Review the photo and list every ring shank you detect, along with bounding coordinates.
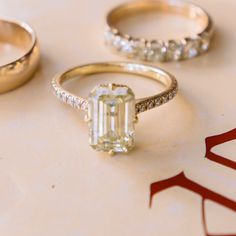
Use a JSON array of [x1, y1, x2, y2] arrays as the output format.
[[0, 19, 40, 93], [0, 20, 32, 48], [107, 0, 209, 30], [52, 62, 178, 114], [107, 0, 212, 34]]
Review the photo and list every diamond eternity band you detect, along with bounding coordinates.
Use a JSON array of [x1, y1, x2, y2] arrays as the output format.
[[105, 0, 214, 62]]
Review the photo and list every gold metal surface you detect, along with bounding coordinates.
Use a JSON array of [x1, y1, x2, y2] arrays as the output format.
[[107, 0, 214, 37], [0, 19, 40, 93]]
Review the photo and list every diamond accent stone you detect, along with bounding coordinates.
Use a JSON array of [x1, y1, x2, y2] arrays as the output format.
[[147, 41, 166, 61], [188, 47, 198, 58], [135, 40, 148, 60], [67, 95, 74, 106], [62, 92, 67, 103], [166, 40, 183, 61], [184, 38, 200, 59], [201, 37, 210, 52], [162, 95, 168, 104], [74, 98, 81, 109], [155, 98, 162, 106], [105, 23, 213, 62], [147, 100, 155, 109], [168, 92, 173, 100], [140, 104, 147, 112], [119, 38, 132, 53], [202, 42, 209, 51], [88, 84, 135, 153]]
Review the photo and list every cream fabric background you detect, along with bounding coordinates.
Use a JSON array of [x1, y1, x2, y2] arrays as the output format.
[[0, 0, 235, 235]]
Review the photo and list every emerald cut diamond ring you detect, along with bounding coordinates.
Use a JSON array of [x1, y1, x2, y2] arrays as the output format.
[[52, 62, 178, 154]]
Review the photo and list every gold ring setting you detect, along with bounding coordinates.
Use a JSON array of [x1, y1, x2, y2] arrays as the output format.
[[0, 19, 40, 93], [52, 62, 178, 154], [105, 0, 214, 62]]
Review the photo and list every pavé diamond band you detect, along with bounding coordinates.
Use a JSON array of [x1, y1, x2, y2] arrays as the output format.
[[0, 19, 40, 93], [105, 0, 214, 62], [52, 62, 178, 154]]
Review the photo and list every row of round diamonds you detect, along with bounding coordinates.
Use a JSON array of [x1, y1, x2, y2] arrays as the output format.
[[105, 28, 211, 62], [135, 87, 178, 114], [51, 81, 88, 111]]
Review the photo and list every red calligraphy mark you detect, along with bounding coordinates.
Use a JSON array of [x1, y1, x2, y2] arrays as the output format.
[[150, 172, 236, 236], [201, 199, 235, 236], [205, 129, 236, 170], [149, 129, 236, 235]]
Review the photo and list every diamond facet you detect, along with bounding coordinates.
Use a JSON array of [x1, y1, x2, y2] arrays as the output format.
[[166, 40, 183, 61], [184, 38, 200, 59], [119, 38, 136, 55], [147, 41, 166, 62], [88, 84, 135, 153]]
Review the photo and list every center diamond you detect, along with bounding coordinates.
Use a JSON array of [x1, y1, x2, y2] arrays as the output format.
[[88, 84, 135, 153]]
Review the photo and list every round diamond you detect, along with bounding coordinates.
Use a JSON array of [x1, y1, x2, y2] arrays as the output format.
[[145, 47, 154, 61], [168, 92, 174, 100], [162, 96, 168, 103], [184, 38, 200, 59], [74, 98, 81, 109], [145, 41, 166, 62], [188, 47, 198, 58], [67, 96, 74, 106], [166, 40, 184, 61], [147, 100, 155, 109], [120, 38, 135, 55], [155, 98, 162, 106], [62, 93, 67, 103], [134, 40, 147, 60], [140, 104, 146, 112], [201, 38, 210, 52]]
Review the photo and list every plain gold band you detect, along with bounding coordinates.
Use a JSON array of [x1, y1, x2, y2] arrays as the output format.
[[0, 19, 40, 93]]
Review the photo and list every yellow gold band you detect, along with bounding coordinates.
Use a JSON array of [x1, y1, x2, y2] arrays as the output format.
[[0, 19, 40, 93]]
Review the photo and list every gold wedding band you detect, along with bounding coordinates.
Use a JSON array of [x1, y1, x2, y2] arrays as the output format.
[[52, 62, 178, 153], [105, 0, 214, 62], [0, 19, 40, 93]]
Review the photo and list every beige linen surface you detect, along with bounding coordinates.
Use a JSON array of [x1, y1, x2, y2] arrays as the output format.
[[0, 0, 235, 235]]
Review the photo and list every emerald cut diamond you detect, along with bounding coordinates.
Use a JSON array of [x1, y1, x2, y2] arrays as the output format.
[[88, 84, 135, 153]]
